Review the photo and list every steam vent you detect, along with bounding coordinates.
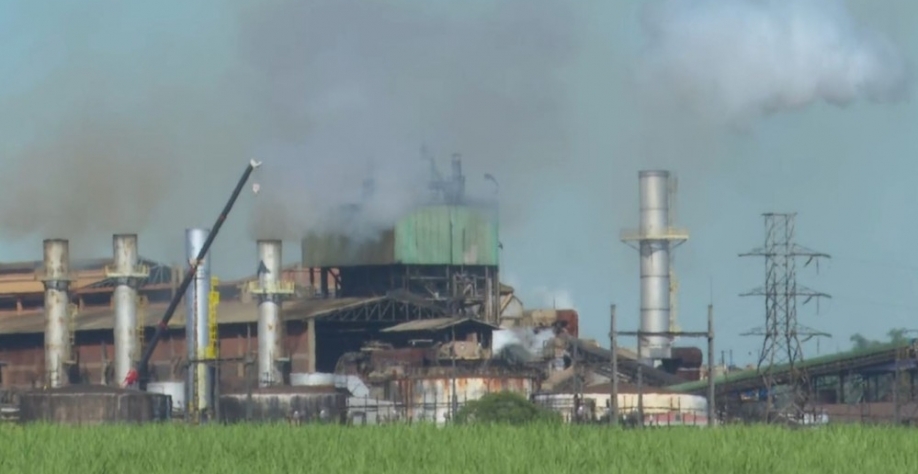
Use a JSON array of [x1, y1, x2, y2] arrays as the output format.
[[18, 385, 171, 425]]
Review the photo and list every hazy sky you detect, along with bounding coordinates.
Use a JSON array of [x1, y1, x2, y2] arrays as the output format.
[[0, 1, 916, 365]]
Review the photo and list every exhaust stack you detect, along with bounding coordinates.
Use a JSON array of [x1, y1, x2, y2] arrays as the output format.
[[185, 228, 213, 412], [106, 234, 149, 387], [621, 170, 689, 361], [252, 240, 294, 386], [40, 239, 72, 388]]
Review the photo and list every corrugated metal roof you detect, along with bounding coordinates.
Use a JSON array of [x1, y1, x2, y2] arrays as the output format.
[[302, 205, 499, 267], [394, 205, 499, 265], [380, 316, 498, 333], [0, 296, 380, 335], [0, 256, 165, 274], [668, 339, 916, 393]]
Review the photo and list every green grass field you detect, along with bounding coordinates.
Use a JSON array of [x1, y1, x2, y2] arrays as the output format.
[[0, 424, 912, 473]]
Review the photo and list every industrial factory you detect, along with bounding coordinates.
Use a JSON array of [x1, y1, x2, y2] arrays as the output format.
[[0, 156, 916, 427]]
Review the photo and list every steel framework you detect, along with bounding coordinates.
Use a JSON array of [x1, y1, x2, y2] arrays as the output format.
[[740, 212, 830, 422], [609, 303, 716, 427]]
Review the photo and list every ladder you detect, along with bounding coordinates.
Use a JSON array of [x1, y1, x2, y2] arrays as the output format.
[[206, 277, 220, 360], [137, 294, 148, 349], [67, 302, 79, 362], [190, 282, 200, 422]]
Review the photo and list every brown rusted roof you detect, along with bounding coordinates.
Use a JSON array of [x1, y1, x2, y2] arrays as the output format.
[[380, 316, 498, 333], [0, 296, 380, 335]]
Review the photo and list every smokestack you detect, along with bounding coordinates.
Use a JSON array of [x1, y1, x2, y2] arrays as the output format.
[[41, 239, 72, 388], [621, 170, 688, 361], [107, 234, 149, 387], [254, 239, 292, 387], [185, 228, 213, 412]]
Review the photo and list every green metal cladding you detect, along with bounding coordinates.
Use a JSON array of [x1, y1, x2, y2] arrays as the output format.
[[301, 205, 499, 267]]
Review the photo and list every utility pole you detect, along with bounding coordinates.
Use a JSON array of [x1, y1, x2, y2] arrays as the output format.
[[740, 213, 831, 423], [609, 304, 618, 426], [611, 303, 714, 428]]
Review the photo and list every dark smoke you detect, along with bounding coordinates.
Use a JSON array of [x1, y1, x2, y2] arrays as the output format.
[[0, 1, 577, 265], [241, 0, 578, 241]]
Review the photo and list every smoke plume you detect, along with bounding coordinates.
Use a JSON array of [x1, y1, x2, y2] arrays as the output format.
[[493, 328, 556, 364], [0, 0, 576, 263], [242, 0, 576, 241], [635, 0, 910, 127]]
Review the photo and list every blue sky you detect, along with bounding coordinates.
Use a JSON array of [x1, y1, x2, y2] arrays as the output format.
[[1, 1, 916, 365]]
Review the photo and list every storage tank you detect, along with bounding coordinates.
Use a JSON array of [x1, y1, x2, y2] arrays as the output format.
[[392, 374, 536, 424], [18, 385, 171, 425], [146, 381, 186, 415], [290, 372, 336, 387], [219, 386, 347, 424]]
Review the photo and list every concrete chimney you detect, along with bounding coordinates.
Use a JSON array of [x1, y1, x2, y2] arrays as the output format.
[[107, 234, 149, 387], [185, 228, 213, 412], [41, 239, 72, 388], [256, 239, 287, 387]]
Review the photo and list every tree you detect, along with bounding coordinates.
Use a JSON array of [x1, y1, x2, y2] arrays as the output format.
[[849, 328, 912, 351], [453, 391, 560, 425]]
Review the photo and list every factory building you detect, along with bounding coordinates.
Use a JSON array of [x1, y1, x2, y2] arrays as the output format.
[[300, 154, 501, 374], [0, 250, 367, 390], [0, 159, 717, 426]]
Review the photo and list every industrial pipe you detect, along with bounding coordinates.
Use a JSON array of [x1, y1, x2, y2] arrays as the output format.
[[124, 159, 262, 388], [256, 239, 284, 387], [110, 234, 148, 387], [185, 228, 213, 411], [639, 170, 672, 360], [42, 239, 71, 388]]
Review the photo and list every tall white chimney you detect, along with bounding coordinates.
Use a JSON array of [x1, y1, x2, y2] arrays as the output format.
[[621, 170, 689, 361], [107, 234, 149, 387], [41, 239, 72, 388], [255, 239, 287, 386], [185, 228, 213, 412]]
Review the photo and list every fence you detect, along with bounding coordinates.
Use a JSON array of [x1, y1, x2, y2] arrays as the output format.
[[345, 392, 480, 426], [533, 395, 711, 427]]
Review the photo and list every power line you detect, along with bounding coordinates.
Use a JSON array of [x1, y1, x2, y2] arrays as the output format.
[[740, 212, 830, 423], [827, 296, 918, 312], [828, 255, 918, 273]]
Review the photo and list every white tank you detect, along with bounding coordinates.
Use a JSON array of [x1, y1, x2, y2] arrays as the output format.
[[290, 373, 310, 386], [147, 381, 186, 414], [310, 373, 337, 386], [290, 372, 336, 387]]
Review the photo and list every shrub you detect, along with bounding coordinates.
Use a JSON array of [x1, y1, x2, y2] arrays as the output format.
[[453, 391, 560, 425]]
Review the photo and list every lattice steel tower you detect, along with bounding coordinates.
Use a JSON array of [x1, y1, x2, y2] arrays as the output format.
[[739, 213, 830, 422]]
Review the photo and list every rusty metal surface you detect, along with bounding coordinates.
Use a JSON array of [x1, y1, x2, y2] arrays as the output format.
[[219, 389, 347, 424], [0, 296, 379, 335], [18, 385, 171, 425], [392, 374, 536, 423], [368, 348, 429, 367], [0, 321, 313, 389], [672, 347, 703, 366], [380, 316, 498, 333], [555, 310, 579, 338]]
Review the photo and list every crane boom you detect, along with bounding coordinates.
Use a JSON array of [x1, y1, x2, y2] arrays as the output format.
[[123, 159, 262, 388]]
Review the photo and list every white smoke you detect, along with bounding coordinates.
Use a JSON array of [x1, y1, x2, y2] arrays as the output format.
[[532, 286, 576, 310], [492, 327, 557, 360], [635, 0, 910, 126]]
